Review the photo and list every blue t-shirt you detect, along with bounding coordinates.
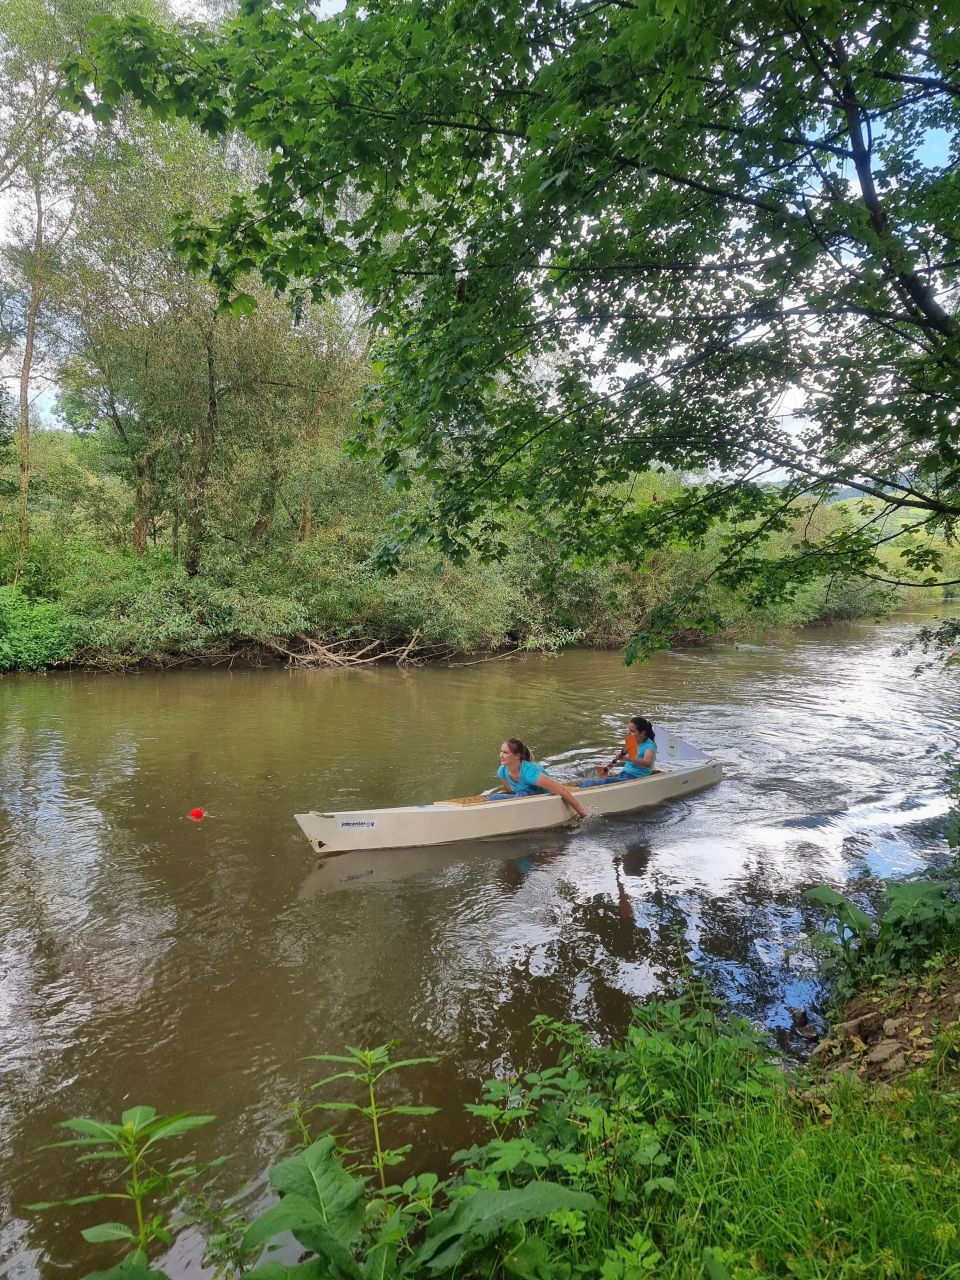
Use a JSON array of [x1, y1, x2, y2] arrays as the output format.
[[623, 739, 657, 777], [497, 759, 548, 793]]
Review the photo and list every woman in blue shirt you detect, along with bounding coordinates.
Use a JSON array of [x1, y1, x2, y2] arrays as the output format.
[[613, 716, 657, 777], [490, 738, 588, 818]]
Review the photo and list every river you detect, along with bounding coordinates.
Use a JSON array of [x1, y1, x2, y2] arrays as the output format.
[[0, 613, 957, 1276]]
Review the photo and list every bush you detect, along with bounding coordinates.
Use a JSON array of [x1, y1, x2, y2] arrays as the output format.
[[805, 863, 960, 996], [0, 587, 78, 670], [58, 548, 309, 660]]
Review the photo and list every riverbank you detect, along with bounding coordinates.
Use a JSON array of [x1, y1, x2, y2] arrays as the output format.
[[1, 503, 933, 672], [44, 961, 960, 1280], [0, 575, 922, 674], [812, 954, 960, 1083]]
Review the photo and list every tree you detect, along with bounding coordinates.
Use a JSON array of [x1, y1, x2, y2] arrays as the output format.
[[67, 0, 960, 649], [55, 110, 367, 571], [0, 0, 150, 575]]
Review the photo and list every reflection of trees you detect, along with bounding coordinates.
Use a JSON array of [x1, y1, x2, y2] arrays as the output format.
[[0, 694, 183, 1276], [636, 855, 827, 1029], [430, 844, 831, 1091], [434, 872, 685, 1072]]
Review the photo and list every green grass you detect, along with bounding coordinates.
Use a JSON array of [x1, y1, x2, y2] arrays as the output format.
[[34, 992, 960, 1279], [669, 1071, 960, 1278]]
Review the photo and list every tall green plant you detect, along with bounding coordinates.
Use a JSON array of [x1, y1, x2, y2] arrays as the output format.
[[804, 884, 874, 982], [306, 1043, 439, 1190], [27, 1105, 218, 1278], [805, 871, 960, 990]]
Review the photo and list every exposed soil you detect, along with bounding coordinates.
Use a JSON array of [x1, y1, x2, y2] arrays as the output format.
[[810, 954, 960, 1083]]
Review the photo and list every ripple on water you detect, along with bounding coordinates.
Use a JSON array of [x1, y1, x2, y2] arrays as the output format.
[[0, 617, 958, 1279]]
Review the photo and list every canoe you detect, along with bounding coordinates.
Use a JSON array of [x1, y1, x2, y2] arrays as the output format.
[[295, 728, 721, 854]]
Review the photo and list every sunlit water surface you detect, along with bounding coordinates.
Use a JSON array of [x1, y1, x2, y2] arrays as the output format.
[[0, 613, 957, 1276]]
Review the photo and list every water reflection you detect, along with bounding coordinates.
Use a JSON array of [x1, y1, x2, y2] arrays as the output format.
[[0, 613, 957, 1276]]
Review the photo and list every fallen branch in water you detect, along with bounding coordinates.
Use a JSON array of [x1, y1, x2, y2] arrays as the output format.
[[266, 632, 454, 668], [57, 635, 460, 672], [449, 647, 525, 667]]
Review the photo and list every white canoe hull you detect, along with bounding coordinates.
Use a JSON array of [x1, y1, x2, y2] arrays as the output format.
[[296, 730, 721, 854]]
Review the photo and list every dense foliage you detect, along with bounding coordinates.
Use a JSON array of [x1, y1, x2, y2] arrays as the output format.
[[4, 425, 941, 667], [1, 0, 956, 668], [64, 0, 960, 650], [35, 988, 960, 1279]]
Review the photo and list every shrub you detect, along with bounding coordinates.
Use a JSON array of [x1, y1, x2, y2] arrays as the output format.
[[0, 587, 78, 671]]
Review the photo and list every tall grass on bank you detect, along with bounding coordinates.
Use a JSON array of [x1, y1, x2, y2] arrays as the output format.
[[674, 1071, 960, 1277], [32, 990, 960, 1280]]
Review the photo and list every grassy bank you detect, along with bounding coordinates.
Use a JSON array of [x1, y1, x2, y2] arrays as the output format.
[[34, 975, 960, 1280], [29, 794, 960, 1279]]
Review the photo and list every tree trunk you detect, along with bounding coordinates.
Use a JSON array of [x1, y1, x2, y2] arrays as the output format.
[[106, 394, 152, 555], [250, 464, 283, 542], [185, 326, 219, 577], [132, 465, 152, 554], [300, 492, 313, 541], [14, 182, 44, 582]]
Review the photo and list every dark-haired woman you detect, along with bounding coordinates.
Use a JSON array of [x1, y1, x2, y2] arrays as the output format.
[[489, 738, 589, 818], [611, 716, 657, 777]]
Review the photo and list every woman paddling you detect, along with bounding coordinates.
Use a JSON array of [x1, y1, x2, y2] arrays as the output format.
[[488, 738, 589, 818], [611, 715, 657, 777], [578, 714, 658, 787]]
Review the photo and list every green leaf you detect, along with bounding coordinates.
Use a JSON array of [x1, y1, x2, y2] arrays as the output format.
[[309, 1071, 361, 1089], [804, 886, 873, 933], [243, 1136, 365, 1259], [121, 1107, 157, 1132], [142, 1114, 216, 1146], [82, 1222, 138, 1243], [363, 1241, 398, 1280], [58, 1118, 124, 1142], [25, 1193, 124, 1210], [702, 1249, 734, 1280], [243, 1197, 362, 1278], [375, 1056, 439, 1074], [413, 1184, 597, 1271], [227, 291, 258, 316]]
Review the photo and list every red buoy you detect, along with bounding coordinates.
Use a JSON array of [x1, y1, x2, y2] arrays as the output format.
[[189, 808, 205, 821]]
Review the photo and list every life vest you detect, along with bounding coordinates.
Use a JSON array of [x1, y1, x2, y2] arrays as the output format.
[[625, 734, 653, 765]]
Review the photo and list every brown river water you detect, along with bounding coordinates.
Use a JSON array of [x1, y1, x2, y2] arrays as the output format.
[[1, 613, 957, 1276]]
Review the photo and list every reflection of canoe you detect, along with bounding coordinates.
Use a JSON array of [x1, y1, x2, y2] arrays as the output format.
[[295, 729, 721, 854], [299, 835, 571, 896]]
